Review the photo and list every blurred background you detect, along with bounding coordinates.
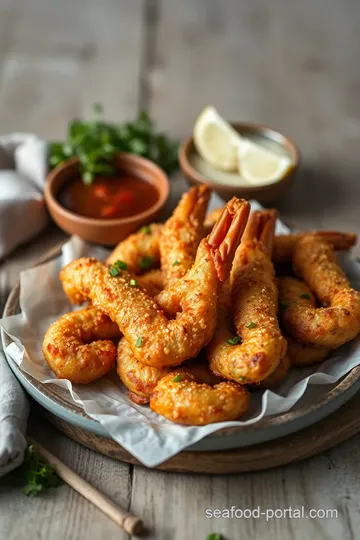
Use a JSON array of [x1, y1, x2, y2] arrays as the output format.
[[0, 0, 359, 247]]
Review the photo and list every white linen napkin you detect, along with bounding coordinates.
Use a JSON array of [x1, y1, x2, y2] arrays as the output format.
[[0, 133, 46, 475], [0, 133, 48, 259], [0, 344, 29, 476]]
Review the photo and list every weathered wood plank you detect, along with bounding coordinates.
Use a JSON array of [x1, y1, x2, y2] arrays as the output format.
[[0, 414, 130, 540], [131, 433, 360, 540], [0, 0, 145, 138]]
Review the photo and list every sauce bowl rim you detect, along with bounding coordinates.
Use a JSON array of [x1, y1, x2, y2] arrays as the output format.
[[45, 152, 170, 227], [179, 121, 300, 193]]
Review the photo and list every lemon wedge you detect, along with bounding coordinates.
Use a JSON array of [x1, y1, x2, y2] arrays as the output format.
[[193, 106, 243, 172], [238, 140, 292, 185]]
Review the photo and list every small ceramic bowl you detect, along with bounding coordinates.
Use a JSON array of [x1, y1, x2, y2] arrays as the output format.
[[45, 152, 169, 245], [179, 122, 300, 204]]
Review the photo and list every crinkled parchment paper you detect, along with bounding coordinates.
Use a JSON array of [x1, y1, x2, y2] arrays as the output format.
[[1, 199, 360, 467]]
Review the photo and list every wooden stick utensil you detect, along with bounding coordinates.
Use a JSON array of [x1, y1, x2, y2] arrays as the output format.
[[28, 437, 143, 536]]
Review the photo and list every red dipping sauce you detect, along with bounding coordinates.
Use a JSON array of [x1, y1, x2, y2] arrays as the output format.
[[59, 173, 159, 220]]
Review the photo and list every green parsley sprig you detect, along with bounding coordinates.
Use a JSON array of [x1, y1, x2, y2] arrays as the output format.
[[13, 444, 63, 496], [49, 106, 179, 185]]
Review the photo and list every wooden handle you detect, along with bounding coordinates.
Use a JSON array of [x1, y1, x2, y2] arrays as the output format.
[[28, 438, 143, 535]]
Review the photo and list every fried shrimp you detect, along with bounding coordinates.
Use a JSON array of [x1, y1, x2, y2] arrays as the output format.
[[278, 277, 330, 365], [107, 223, 162, 272], [117, 338, 170, 404], [160, 185, 210, 288], [273, 231, 357, 265], [204, 207, 224, 234], [207, 210, 287, 384], [280, 237, 360, 348], [118, 186, 210, 402], [42, 307, 121, 383], [257, 354, 291, 388], [150, 362, 250, 425], [109, 186, 210, 285], [44, 266, 161, 386], [60, 198, 250, 367]]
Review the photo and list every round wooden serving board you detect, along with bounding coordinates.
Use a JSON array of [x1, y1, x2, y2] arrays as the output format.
[[41, 392, 360, 473], [3, 240, 360, 473]]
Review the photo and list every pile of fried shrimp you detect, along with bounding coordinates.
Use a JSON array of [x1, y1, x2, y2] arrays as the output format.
[[42, 186, 360, 426]]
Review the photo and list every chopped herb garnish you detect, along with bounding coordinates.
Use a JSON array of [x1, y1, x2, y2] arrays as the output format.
[[227, 335, 241, 346], [49, 107, 179, 185], [139, 256, 154, 270], [114, 260, 128, 270], [130, 278, 138, 287], [246, 321, 257, 329], [207, 534, 223, 540], [300, 293, 311, 300], [240, 376, 247, 382], [109, 266, 120, 277], [109, 260, 127, 276], [279, 301, 289, 309], [172, 260, 180, 266], [135, 337, 143, 348], [141, 225, 151, 235], [173, 374, 182, 382], [12, 444, 63, 496]]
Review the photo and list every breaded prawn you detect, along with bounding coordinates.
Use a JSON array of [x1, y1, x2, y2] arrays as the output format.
[[107, 223, 162, 272], [60, 198, 250, 368], [160, 185, 210, 288], [118, 186, 210, 402], [150, 362, 250, 425], [42, 307, 121, 383], [207, 210, 287, 383], [281, 236, 360, 348], [43, 265, 162, 384], [117, 337, 170, 404], [278, 277, 331, 365]]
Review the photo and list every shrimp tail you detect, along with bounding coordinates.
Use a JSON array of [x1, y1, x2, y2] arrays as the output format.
[[242, 209, 278, 256], [273, 231, 357, 265], [160, 184, 211, 288], [178, 184, 210, 226], [311, 231, 357, 250], [207, 198, 250, 283]]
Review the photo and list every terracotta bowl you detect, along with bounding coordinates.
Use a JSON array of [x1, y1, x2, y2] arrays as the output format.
[[179, 122, 300, 205], [45, 152, 169, 245]]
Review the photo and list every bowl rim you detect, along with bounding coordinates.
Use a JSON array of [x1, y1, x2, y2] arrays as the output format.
[[45, 152, 170, 227], [179, 121, 300, 193]]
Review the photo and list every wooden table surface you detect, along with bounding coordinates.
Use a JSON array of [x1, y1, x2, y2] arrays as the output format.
[[1, 1, 360, 539]]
